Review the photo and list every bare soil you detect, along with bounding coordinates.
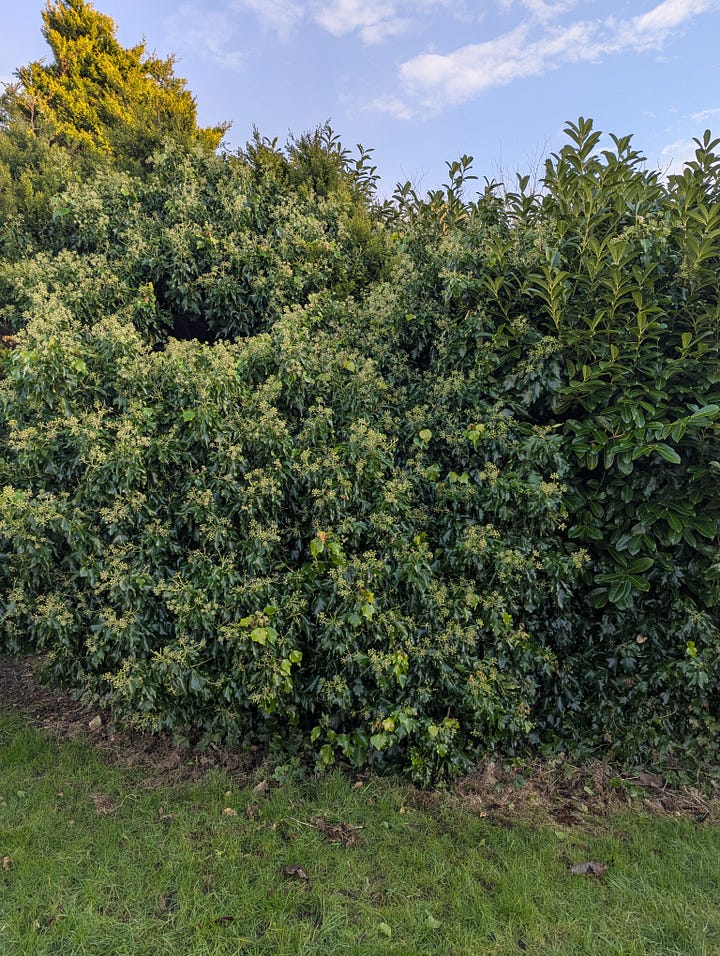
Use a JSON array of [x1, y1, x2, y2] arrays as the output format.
[[0, 654, 262, 788], [2, 653, 718, 823]]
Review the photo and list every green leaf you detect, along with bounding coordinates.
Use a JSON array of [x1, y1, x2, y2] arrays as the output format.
[[608, 579, 632, 606], [189, 671, 206, 692], [654, 443, 681, 464], [689, 404, 719, 420], [694, 517, 717, 538], [627, 557, 654, 574], [617, 454, 633, 476]]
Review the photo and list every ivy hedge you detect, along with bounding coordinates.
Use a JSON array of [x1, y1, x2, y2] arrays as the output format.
[[1, 118, 719, 781]]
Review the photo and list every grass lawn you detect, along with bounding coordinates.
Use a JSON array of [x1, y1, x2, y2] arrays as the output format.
[[1, 708, 719, 955]]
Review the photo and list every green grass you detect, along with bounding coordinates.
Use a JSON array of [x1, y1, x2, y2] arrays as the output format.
[[1, 710, 719, 955]]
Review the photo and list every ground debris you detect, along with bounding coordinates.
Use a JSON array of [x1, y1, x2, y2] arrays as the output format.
[[570, 860, 608, 877], [0, 654, 262, 786], [310, 816, 364, 847], [2, 654, 718, 823]]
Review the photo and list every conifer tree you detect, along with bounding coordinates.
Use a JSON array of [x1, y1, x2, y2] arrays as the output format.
[[2, 0, 228, 169]]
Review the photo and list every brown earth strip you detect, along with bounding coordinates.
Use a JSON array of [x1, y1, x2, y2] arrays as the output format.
[[2, 653, 718, 822]]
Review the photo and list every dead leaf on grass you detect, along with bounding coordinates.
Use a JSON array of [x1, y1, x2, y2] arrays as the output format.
[[570, 861, 608, 877], [221, 807, 238, 817], [281, 864, 309, 881], [2, 856, 10, 870]]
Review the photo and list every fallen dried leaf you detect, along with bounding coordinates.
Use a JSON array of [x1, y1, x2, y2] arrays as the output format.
[[281, 864, 309, 881], [88, 715, 103, 732], [2, 856, 10, 870], [221, 807, 238, 817], [570, 861, 608, 877]]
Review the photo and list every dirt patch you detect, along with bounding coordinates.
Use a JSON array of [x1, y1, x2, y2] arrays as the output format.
[[450, 757, 719, 826], [0, 654, 263, 787], [2, 653, 719, 822]]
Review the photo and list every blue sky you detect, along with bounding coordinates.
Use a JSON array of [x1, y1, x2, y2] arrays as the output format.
[[2, 0, 719, 195]]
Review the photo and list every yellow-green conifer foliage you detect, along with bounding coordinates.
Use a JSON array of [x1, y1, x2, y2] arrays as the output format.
[[6, 0, 228, 168]]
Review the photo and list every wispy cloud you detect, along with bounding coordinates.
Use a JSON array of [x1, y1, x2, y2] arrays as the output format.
[[658, 137, 697, 175], [165, 0, 464, 66], [236, 0, 304, 39], [690, 106, 720, 122], [500, 0, 579, 22], [398, 20, 594, 110], [313, 0, 410, 43], [165, 4, 247, 70], [312, 0, 466, 44], [378, 0, 718, 117]]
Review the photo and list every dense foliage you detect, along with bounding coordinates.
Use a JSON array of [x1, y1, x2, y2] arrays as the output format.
[[1, 3, 718, 781]]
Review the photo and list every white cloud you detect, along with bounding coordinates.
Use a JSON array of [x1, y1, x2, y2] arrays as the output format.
[[380, 0, 719, 116], [630, 0, 714, 35], [311, 0, 464, 44], [397, 20, 595, 111], [313, 0, 409, 43]]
